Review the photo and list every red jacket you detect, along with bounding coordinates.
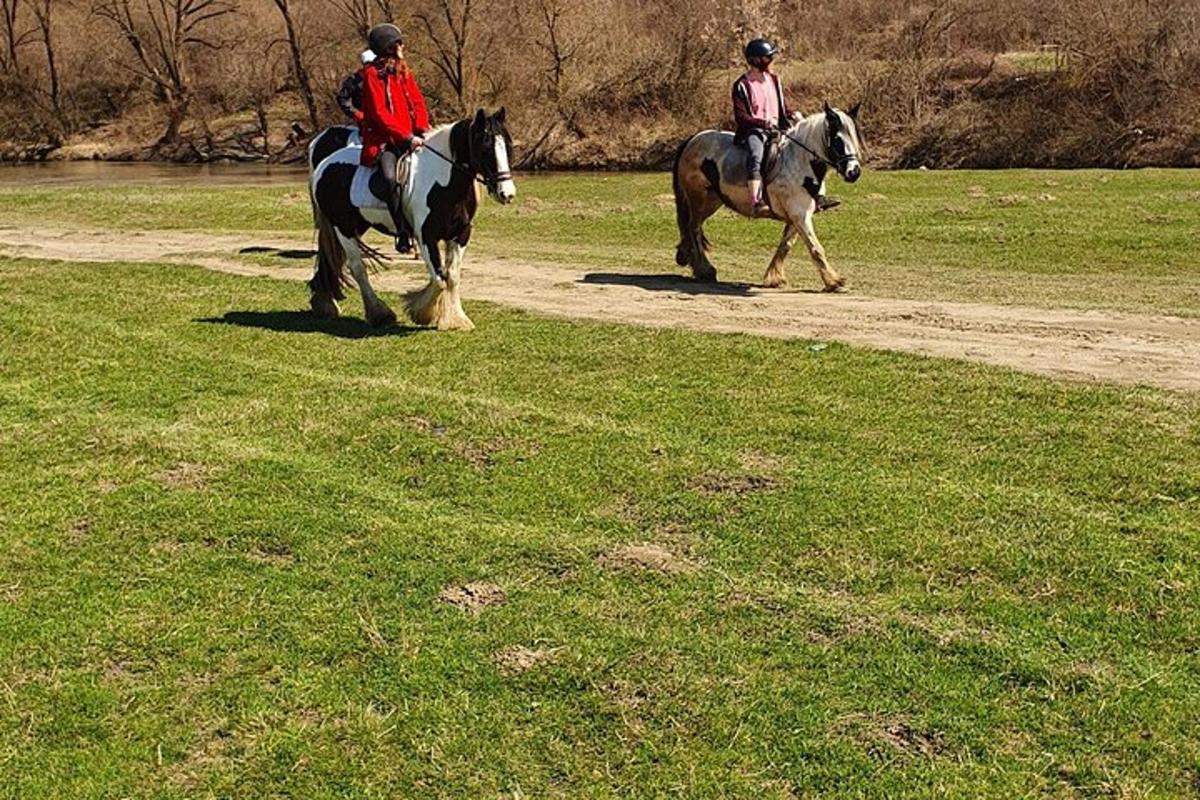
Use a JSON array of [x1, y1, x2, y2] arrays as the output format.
[[359, 63, 430, 166]]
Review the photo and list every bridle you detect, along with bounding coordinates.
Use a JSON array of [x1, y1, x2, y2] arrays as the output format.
[[779, 120, 859, 175], [419, 119, 512, 192]]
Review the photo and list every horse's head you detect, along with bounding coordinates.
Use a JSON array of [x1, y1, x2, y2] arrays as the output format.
[[469, 107, 516, 204], [822, 101, 863, 183]]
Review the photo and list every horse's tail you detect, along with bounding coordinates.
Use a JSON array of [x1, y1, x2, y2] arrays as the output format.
[[308, 195, 347, 302], [672, 138, 692, 266], [672, 136, 710, 267]]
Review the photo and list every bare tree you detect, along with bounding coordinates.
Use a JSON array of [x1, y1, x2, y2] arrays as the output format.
[[0, 0, 36, 74], [414, 0, 495, 112], [93, 0, 237, 145], [30, 0, 60, 115], [328, 0, 396, 39], [520, 0, 591, 136], [271, 0, 318, 129]]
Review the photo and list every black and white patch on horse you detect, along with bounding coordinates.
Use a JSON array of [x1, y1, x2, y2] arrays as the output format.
[[306, 108, 516, 331], [307, 125, 357, 172], [672, 101, 864, 290]]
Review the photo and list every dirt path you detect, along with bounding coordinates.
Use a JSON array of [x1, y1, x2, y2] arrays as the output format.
[[3, 226, 1199, 392]]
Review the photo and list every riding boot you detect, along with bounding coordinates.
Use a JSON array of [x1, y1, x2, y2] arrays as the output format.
[[386, 186, 413, 254], [749, 178, 771, 215], [816, 195, 842, 213]]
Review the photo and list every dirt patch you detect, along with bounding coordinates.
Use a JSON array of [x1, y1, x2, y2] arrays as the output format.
[[102, 660, 136, 684], [724, 591, 789, 615], [833, 713, 946, 759], [456, 438, 511, 469], [687, 471, 779, 496], [245, 543, 295, 565], [167, 728, 235, 792], [158, 462, 212, 490], [4, 226, 1200, 392], [439, 581, 507, 613], [1, 582, 21, 604], [599, 493, 644, 524], [738, 450, 789, 474], [600, 543, 697, 574], [494, 645, 560, 674], [406, 416, 447, 435], [894, 610, 995, 647], [67, 517, 92, 543], [806, 614, 883, 645]]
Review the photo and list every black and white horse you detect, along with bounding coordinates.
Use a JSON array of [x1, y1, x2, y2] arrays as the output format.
[[308, 108, 516, 331], [307, 125, 359, 172], [673, 102, 863, 290]]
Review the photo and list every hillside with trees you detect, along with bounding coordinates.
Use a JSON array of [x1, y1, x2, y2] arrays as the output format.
[[1, 0, 1196, 167]]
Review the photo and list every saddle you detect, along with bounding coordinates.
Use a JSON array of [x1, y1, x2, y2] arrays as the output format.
[[762, 132, 785, 184], [349, 153, 412, 210]]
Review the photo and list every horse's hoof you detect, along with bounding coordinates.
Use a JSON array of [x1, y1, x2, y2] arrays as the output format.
[[762, 276, 787, 289], [822, 283, 847, 294], [368, 307, 398, 328], [310, 294, 340, 318], [438, 315, 475, 332], [693, 268, 718, 283]]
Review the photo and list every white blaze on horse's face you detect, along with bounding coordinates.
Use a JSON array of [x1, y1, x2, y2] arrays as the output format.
[[834, 111, 862, 183], [494, 136, 516, 204]]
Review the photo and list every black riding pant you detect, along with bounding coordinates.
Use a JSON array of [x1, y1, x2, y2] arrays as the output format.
[[744, 129, 768, 180], [377, 144, 411, 238]]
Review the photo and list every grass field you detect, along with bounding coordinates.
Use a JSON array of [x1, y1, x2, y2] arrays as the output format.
[[1, 169, 1199, 797], [1, 168, 1199, 315], [1, 254, 1199, 797]]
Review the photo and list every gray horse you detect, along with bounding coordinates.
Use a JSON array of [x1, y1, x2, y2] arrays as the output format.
[[672, 102, 863, 290]]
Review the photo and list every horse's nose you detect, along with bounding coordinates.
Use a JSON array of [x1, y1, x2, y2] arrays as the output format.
[[845, 164, 861, 183]]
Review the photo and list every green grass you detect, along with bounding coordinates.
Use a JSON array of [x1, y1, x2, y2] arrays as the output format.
[[998, 50, 1063, 74], [2, 168, 1198, 315], [2, 257, 1199, 797]]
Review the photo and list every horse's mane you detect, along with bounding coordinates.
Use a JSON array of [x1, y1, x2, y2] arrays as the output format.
[[785, 108, 864, 153]]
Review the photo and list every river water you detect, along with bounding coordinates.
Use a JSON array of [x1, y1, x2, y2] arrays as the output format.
[[0, 161, 613, 188], [0, 161, 309, 187]]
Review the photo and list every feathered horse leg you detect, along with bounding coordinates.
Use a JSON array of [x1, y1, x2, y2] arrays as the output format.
[[404, 234, 449, 327], [763, 222, 799, 288]]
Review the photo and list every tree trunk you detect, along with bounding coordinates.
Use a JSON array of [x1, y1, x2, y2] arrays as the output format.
[[33, 0, 59, 117], [161, 90, 189, 146], [1, 0, 24, 75], [273, 0, 319, 131]]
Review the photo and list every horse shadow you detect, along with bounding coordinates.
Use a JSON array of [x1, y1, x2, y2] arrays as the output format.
[[197, 310, 421, 339], [239, 246, 318, 260], [580, 272, 758, 296]]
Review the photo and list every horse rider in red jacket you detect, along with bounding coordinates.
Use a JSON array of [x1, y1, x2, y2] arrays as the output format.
[[359, 23, 430, 253]]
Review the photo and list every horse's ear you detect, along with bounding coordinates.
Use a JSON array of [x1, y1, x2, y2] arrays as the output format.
[[848, 101, 861, 119], [496, 106, 507, 123], [824, 101, 839, 130], [474, 108, 486, 126]]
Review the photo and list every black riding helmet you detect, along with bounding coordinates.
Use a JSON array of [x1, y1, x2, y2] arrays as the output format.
[[368, 23, 403, 56], [744, 38, 778, 63]]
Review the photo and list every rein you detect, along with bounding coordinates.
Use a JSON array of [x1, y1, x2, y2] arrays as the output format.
[[418, 139, 511, 191], [779, 126, 857, 172]]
